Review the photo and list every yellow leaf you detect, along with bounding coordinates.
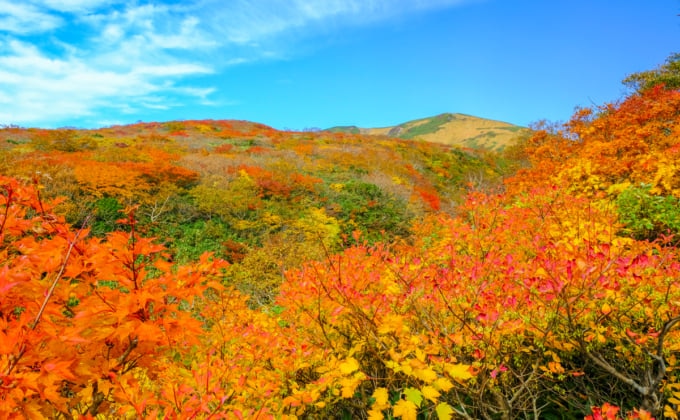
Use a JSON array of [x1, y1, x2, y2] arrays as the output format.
[[339, 357, 359, 375], [21, 403, 45, 420], [435, 402, 455, 420], [421, 385, 441, 402], [348, 343, 364, 357], [379, 315, 404, 334], [393, 399, 418, 420], [340, 378, 361, 398], [368, 409, 385, 420], [415, 367, 438, 383], [385, 360, 401, 372], [372, 387, 389, 407], [434, 377, 454, 392], [548, 361, 565, 374], [446, 363, 472, 380]]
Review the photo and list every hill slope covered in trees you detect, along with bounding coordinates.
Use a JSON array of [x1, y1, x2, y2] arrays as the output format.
[[1, 55, 680, 419]]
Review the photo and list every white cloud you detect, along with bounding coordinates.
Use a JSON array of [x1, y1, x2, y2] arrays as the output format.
[[0, 1, 220, 126], [0, 0, 474, 127], [32, 0, 123, 13], [147, 16, 218, 49], [133, 64, 212, 77], [0, 37, 213, 126], [0, 1, 63, 34], [195, 0, 474, 46]]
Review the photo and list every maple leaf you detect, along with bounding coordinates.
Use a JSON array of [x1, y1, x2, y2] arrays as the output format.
[[403, 387, 423, 407], [41, 359, 78, 382], [393, 399, 418, 420], [446, 363, 473, 381], [433, 377, 454, 392], [368, 409, 385, 420], [371, 387, 389, 408], [435, 402, 455, 420], [339, 357, 359, 375], [414, 367, 438, 383], [421, 385, 440, 402]]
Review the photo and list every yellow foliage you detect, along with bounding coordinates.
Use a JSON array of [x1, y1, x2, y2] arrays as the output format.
[[445, 363, 473, 381], [292, 207, 341, 248], [421, 385, 441, 402], [393, 399, 418, 420], [433, 377, 454, 392], [651, 156, 680, 196], [329, 183, 345, 192], [339, 357, 359, 375], [372, 387, 390, 409], [435, 402, 455, 420], [339, 372, 366, 398], [414, 367, 438, 383], [368, 409, 386, 420]]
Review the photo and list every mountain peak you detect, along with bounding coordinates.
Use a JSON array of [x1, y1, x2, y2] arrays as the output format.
[[327, 113, 528, 151]]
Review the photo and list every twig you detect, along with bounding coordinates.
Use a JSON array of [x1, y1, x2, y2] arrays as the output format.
[[32, 229, 84, 329]]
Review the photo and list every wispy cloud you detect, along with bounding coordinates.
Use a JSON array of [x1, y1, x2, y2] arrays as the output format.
[[0, 0, 472, 127], [0, 1, 63, 34], [195, 0, 474, 45]]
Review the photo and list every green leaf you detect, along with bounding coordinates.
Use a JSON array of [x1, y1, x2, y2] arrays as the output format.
[[435, 402, 454, 420], [403, 387, 423, 407]]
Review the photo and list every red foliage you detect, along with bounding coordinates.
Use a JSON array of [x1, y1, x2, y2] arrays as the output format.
[[414, 186, 441, 211]]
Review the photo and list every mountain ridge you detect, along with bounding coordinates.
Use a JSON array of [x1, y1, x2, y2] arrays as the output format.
[[326, 112, 528, 151]]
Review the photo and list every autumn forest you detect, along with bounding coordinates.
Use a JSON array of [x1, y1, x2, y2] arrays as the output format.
[[2, 55, 680, 419]]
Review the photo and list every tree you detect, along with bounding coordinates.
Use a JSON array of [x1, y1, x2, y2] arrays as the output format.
[[623, 52, 680, 92]]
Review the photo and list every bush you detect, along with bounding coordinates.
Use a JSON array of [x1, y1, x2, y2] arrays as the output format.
[[616, 184, 680, 243], [325, 179, 413, 244]]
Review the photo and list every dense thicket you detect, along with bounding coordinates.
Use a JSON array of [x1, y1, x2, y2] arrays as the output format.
[[1, 55, 680, 419]]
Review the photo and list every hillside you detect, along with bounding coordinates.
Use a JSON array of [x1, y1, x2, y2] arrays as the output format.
[[327, 112, 528, 151], [0, 119, 507, 300], [2, 55, 680, 419]]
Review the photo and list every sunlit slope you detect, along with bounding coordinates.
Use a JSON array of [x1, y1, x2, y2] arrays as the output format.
[[328, 113, 527, 150]]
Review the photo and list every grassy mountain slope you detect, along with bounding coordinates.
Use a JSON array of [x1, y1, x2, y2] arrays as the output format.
[[327, 112, 528, 151]]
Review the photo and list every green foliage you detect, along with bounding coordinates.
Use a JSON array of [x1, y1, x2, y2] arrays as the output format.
[[30, 129, 98, 152], [326, 179, 413, 244], [91, 197, 124, 236], [325, 126, 361, 134], [623, 52, 680, 92], [190, 173, 261, 223], [399, 113, 454, 139], [162, 121, 187, 132], [158, 219, 232, 263], [616, 183, 680, 243]]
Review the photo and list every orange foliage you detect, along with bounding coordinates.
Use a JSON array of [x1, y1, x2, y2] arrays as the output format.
[[0, 177, 225, 417], [414, 186, 441, 211], [5, 86, 680, 418], [233, 164, 321, 199], [509, 86, 680, 197]]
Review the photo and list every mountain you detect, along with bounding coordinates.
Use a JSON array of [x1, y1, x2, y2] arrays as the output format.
[[0, 118, 508, 265], [326, 113, 528, 151]]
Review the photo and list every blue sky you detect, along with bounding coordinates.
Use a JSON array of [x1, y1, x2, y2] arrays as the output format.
[[1, 1, 678, 130]]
